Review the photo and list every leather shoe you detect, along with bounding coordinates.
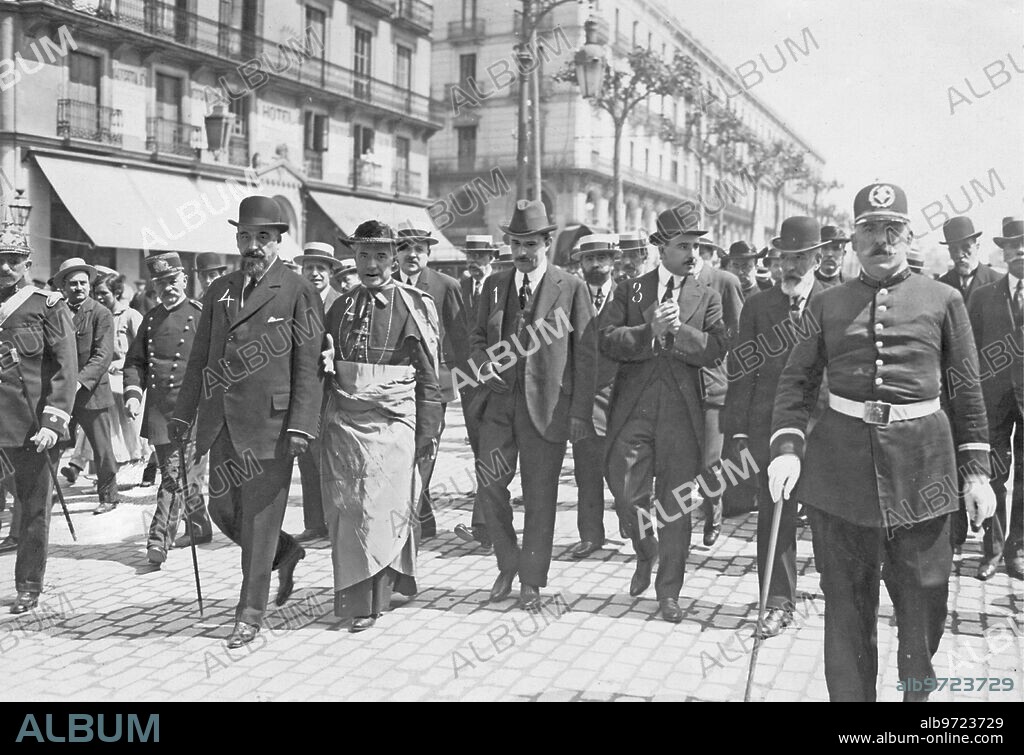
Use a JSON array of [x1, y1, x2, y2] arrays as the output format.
[[350, 616, 377, 633], [226, 621, 259, 648], [275, 544, 306, 606], [629, 540, 657, 597], [146, 546, 166, 565], [453, 524, 476, 543], [1007, 555, 1024, 580], [489, 569, 516, 602], [10, 591, 38, 614], [60, 464, 80, 484], [757, 607, 793, 638], [173, 531, 212, 549], [93, 501, 117, 515], [0, 536, 18, 554], [659, 597, 683, 623], [571, 540, 602, 559], [294, 527, 328, 543], [703, 520, 721, 546], [976, 559, 999, 581], [519, 584, 541, 611]]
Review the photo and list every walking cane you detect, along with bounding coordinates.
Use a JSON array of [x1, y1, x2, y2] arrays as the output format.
[[178, 441, 204, 617], [744, 490, 785, 702], [2, 346, 76, 540]]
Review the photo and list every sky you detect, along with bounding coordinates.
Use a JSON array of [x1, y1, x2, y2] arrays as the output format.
[[671, 0, 1023, 263]]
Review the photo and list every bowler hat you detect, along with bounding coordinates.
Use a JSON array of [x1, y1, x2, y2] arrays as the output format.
[[853, 183, 910, 224], [196, 252, 227, 273], [53, 257, 98, 288], [618, 230, 649, 254], [772, 217, 829, 254], [144, 253, 184, 282], [993, 217, 1023, 247], [396, 223, 439, 247], [821, 225, 850, 244], [649, 205, 707, 246], [500, 199, 557, 236], [463, 234, 500, 255], [0, 227, 30, 256], [295, 242, 342, 269], [721, 240, 764, 261], [228, 195, 289, 233], [938, 216, 982, 246], [571, 234, 620, 261]]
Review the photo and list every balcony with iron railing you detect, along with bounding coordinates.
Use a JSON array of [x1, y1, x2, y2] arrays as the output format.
[[393, 168, 422, 195], [29, 0, 445, 128], [304, 151, 324, 180], [448, 18, 486, 41], [146, 117, 201, 158], [352, 159, 384, 191], [348, 0, 396, 17], [57, 99, 123, 146], [393, 0, 432, 35]]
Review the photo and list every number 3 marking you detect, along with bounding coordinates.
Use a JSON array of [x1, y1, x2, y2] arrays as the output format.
[[631, 281, 643, 303]]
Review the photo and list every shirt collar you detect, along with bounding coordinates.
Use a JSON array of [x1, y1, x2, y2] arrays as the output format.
[[1008, 272, 1022, 292], [515, 258, 547, 289], [590, 279, 612, 297], [405, 271, 421, 286]]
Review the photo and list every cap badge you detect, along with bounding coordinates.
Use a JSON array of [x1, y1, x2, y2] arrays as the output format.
[[868, 185, 895, 208]]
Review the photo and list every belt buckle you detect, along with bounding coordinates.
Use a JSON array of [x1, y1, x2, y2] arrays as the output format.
[[863, 400, 891, 426]]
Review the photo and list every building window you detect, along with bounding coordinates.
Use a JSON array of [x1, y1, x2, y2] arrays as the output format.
[[68, 51, 100, 105], [395, 44, 412, 90], [462, 0, 477, 21], [671, 159, 679, 183], [352, 124, 380, 189], [394, 135, 418, 193], [396, 136, 411, 172], [155, 72, 182, 123], [354, 27, 372, 99], [644, 148, 650, 174], [305, 5, 326, 58], [456, 125, 477, 170], [629, 141, 634, 168], [459, 53, 476, 86], [228, 96, 249, 167], [304, 112, 329, 152]]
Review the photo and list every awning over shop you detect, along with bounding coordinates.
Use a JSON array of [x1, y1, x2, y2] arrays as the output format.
[[307, 190, 461, 261], [34, 154, 254, 255]]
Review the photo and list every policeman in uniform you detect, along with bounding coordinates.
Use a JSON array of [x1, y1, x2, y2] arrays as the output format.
[[815, 226, 849, 288], [124, 253, 214, 564], [0, 226, 77, 614], [769, 183, 994, 702]]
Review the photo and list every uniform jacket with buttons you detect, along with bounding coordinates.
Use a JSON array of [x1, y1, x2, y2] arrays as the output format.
[[0, 283, 77, 446], [172, 259, 325, 460], [70, 296, 114, 411], [771, 271, 990, 527], [123, 298, 203, 445]]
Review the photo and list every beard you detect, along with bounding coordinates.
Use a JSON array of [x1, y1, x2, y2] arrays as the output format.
[[583, 268, 609, 285], [241, 252, 268, 278]]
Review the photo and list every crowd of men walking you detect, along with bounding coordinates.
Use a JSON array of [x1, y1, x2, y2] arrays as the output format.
[[0, 184, 1019, 702]]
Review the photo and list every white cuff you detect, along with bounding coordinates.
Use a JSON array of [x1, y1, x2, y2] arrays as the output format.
[[957, 443, 990, 453], [770, 427, 805, 446]]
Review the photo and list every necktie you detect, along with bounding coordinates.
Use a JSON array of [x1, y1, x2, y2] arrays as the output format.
[[1014, 279, 1023, 328], [961, 275, 972, 293], [242, 276, 258, 307], [789, 296, 802, 323], [659, 277, 678, 349], [593, 287, 605, 311], [661, 276, 676, 303], [518, 273, 532, 311], [473, 281, 481, 300]]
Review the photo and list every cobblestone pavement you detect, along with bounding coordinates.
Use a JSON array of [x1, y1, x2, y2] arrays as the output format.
[[0, 406, 1021, 702]]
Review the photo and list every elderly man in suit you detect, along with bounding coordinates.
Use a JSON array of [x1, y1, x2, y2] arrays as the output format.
[[171, 195, 324, 648], [454, 235, 500, 548], [601, 209, 728, 622], [722, 218, 829, 638], [769, 183, 994, 702], [938, 216, 1002, 298], [467, 199, 596, 610], [54, 258, 120, 515], [966, 217, 1024, 581], [395, 224, 469, 539]]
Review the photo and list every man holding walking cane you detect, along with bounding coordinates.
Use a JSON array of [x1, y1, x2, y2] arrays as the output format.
[[0, 226, 77, 614]]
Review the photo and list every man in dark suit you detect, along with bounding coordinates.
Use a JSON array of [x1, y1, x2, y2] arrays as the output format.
[[454, 235, 499, 548], [195, 253, 228, 297], [815, 225, 850, 288], [568, 235, 619, 558], [937, 216, 1002, 299], [395, 224, 469, 539], [292, 242, 343, 544], [721, 240, 764, 301], [966, 216, 1024, 581], [467, 200, 596, 610], [601, 209, 728, 622], [53, 258, 120, 515], [0, 227, 77, 614], [171, 195, 324, 649], [722, 218, 829, 638], [769, 183, 994, 701]]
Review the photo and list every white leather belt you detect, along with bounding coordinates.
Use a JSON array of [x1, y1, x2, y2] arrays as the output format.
[[829, 394, 940, 426]]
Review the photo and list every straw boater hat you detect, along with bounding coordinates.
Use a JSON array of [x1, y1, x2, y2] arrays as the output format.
[[462, 235, 500, 256], [649, 206, 707, 246], [228, 195, 289, 233], [334, 258, 357, 275], [618, 230, 649, 254], [571, 233, 620, 261], [938, 216, 982, 246], [500, 199, 558, 236], [395, 222, 439, 248], [772, 217, 829, 254], [143, 253, 185, 281], [993, 217, 1023, 247], [53, 257, 99, 288], [196, 252, 227, 273], [294, 242, 342, 269]]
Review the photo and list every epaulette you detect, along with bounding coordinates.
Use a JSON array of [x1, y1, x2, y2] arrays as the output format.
[[189, 298, 203, 309], [30, 288, 64, 308]]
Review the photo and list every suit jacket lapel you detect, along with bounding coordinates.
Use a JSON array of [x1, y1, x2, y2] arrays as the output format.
[[488, 271, 514, 343], [415, 269, 430, 293], [635, 270, 659, 324], [533, 267, 562, 321], [233, 260, 282, 329], [678, 274, 703, 323]]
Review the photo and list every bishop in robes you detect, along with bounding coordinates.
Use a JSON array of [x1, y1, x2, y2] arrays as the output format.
[[320, 221, 443, 632]]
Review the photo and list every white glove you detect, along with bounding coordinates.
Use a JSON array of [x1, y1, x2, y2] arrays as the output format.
[[125, 396, 141, 419], [963, 475, 996, 528], [321, 333, 336, 375], [767, 454, 801, 503]]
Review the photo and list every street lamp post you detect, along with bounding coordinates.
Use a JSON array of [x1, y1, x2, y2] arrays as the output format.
[[3, 188, 32, 228]]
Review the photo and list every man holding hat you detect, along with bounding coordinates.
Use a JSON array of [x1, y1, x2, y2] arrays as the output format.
[[721, 241, 765, 301], [964, 216, 1024, 581], [937, 216, 1001, 299], [55, 257, 120, 515], [601, 208, 728, 622], [722, 217, 829, 638], [615, 230, 651, 282], [171, 195, 323, 648], [0, 227, 77, 614], [454, 235, 500, 549], [124, 253, 213, 564], [816, 226, 850, 288], [195, 253, 228, 297], [395, 224, 469, 539], [467, 199, 596, 610], [769, 183, 994, 701]]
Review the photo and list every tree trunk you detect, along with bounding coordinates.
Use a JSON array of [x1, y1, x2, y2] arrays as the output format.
[[750, 179, 760, 243], [612, 118, 623, 232]]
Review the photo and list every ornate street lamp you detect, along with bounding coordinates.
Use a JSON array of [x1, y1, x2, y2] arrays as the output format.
[[204, 103, 236, 162], [3, 189, 32, 229], [574, 17, 606, 100]]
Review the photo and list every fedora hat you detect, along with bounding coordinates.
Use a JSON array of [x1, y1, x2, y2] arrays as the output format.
[[196, 252, 227, 273], [333, 257, 357, 275], [938, 216, 982, 246], [462, 234, 500, 255], [0, 226, 30, 256], [500, 199, 557, 236], [339, 220, 398, 251], [993, 217, 1023, 247], [143, 253, 184, 282], [295, 241, 342, 268], [395, 223, 439, 247], [618, 230, 649, 254], [772, 217, 829, 254], [821, 225, 850, 244], [853, 182, 910, 224], [228, 195, 289, 233], [53, 257, 98, 288], [571, 234, 619, 261], [721, 240, 764, 261], [698, 239, 724, 257], [649, 206, 707, 246]]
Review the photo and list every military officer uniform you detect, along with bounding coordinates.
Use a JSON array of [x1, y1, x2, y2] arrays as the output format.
[[0, 227, 77, 613], [124, 253, 213, 563], [770, 184, 991, 701]]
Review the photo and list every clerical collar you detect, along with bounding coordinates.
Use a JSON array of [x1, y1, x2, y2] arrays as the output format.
[[858, 267, 913, 289]]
